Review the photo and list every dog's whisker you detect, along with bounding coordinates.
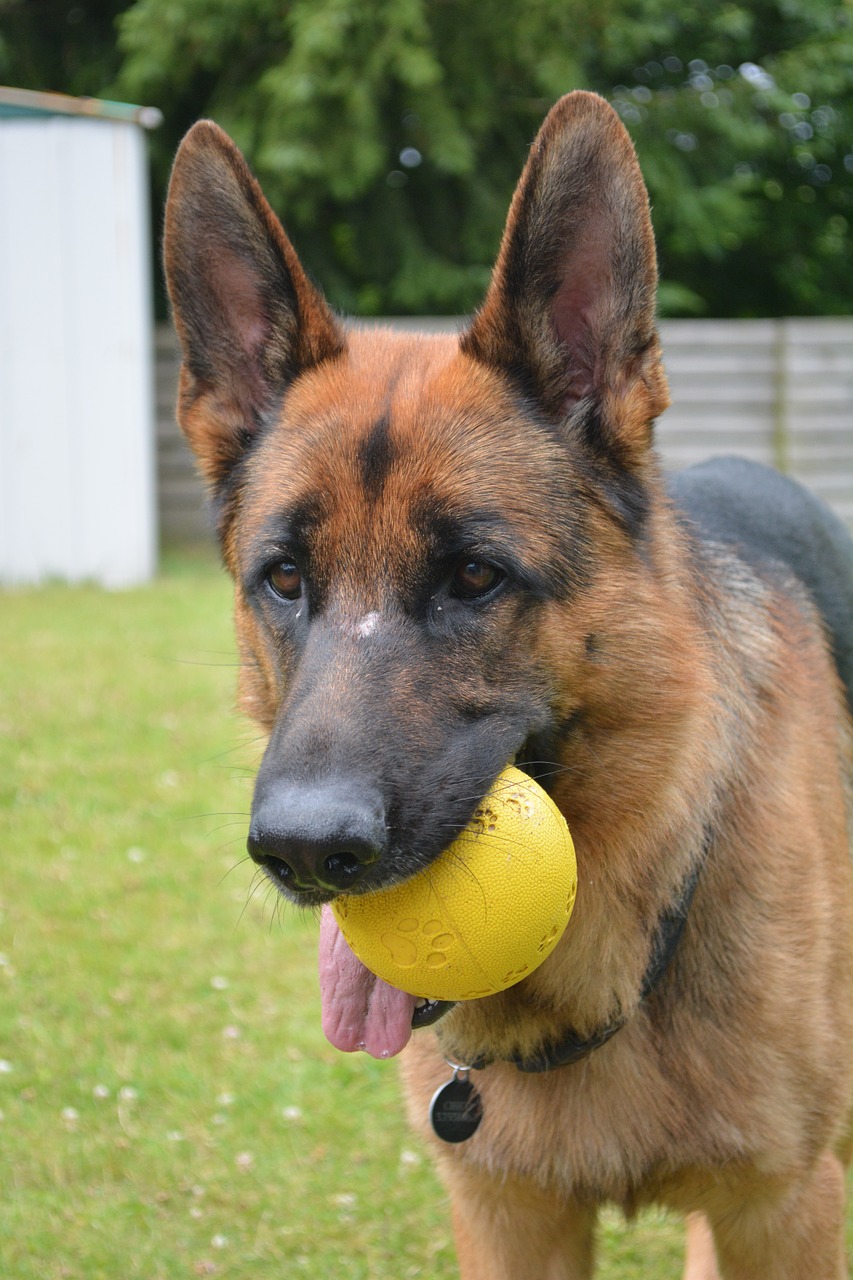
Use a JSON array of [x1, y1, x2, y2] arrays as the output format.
[[218, 855, 254, 889]]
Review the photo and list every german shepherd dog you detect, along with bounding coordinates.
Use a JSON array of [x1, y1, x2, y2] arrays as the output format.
[[164, 92, 853, 1277]]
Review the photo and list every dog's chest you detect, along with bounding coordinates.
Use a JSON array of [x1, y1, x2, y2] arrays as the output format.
[[402, 1031, 748, 1208]]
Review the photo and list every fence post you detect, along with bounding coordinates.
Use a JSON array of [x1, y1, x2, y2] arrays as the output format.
[[771, 319, 792, 475]]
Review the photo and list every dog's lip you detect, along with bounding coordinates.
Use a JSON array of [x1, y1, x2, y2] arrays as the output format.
[[411, 998, 456, 1029]]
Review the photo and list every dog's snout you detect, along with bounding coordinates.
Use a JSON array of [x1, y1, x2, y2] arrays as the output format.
[[247, 781, 387, 895]]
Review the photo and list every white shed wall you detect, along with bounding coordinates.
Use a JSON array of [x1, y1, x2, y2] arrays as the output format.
[[0, 116, 156, 586]]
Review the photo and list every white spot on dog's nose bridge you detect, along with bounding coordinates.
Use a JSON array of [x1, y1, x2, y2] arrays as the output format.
[[356, 612, 381, 638], [340, 611, 381, 640]]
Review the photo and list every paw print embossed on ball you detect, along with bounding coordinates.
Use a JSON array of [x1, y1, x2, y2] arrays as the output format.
[[330, 767, 577, 1001], [378, 917, 459, 971]]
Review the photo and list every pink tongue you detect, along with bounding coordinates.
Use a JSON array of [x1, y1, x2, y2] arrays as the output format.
[[318, 905, 417, 1058]]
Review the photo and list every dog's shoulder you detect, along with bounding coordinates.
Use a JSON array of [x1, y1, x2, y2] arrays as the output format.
[[668, 456, 853, 706]]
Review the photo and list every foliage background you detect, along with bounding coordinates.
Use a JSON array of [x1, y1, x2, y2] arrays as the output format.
[[1, 0, 851, 317]]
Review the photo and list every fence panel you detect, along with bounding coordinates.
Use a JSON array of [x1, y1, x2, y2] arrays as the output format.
[[155, 318, 853, 544]]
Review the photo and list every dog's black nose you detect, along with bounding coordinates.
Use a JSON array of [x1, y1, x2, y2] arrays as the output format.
[[248, 832, 380, 893], [247, 781, 387, 894]]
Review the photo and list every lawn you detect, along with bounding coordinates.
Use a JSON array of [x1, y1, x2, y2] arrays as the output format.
[[0, 552, 845, 1278]]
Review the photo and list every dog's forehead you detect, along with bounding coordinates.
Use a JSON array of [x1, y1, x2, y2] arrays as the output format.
[[237, 329, 570, 561]]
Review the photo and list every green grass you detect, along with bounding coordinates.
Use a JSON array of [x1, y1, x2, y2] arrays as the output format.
[[0, 553, 844, 1277]]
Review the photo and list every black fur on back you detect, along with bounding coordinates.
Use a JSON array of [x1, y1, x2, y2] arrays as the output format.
[[669, 456, 853, 712]]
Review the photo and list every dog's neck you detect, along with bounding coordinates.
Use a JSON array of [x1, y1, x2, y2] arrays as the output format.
[[438, 827, 711, 1073], [494, 847, 706, 1072]]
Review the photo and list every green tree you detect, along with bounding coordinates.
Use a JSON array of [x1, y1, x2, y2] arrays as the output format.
[[3, 0, 851, 316], [592, 0, 853, 315], [114, 0, 592, 314], [0, 0, 128, 98]]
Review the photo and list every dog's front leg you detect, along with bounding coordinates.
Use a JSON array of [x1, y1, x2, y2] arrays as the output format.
[[441, 1161, 596, 1280], [703, 1149, 848, 1280]]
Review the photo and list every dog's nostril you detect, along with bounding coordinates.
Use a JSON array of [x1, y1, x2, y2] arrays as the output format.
[[262, 854, 296, 886], [247, 828, 379, 893], [323, 851, 368, 888]]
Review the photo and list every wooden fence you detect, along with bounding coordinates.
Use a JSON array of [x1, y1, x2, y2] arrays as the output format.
[[156, 317, 853, 545]]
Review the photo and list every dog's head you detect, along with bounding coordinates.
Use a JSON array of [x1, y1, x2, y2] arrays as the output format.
[[164, 92, 669, 911]]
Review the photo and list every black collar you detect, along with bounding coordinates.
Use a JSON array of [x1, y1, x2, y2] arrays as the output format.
[[461, 834, 710, 1075]]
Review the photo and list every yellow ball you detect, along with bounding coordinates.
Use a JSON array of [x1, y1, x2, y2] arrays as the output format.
[[330, 766, 577, 1001]]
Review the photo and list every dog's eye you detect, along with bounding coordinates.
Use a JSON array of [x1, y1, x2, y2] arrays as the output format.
[[267, 560, 302, 601], [451, 559, 503, 600]]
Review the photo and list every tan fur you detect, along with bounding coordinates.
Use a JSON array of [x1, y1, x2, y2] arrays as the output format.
[[164, 92, 853, 1276]]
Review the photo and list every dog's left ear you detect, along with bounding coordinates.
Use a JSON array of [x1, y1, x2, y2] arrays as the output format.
[[462, 92, 669, 462]]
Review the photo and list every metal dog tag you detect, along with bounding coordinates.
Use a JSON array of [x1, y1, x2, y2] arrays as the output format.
[[429, 1065, 483, 1144]]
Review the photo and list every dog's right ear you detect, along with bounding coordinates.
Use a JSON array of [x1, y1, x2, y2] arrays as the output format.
[[164, 121, 345, 489]]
